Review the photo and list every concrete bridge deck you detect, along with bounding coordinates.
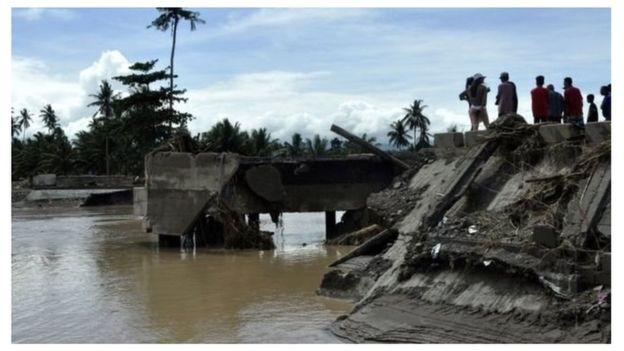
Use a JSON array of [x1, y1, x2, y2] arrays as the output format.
[[136, 153, 397, 238]]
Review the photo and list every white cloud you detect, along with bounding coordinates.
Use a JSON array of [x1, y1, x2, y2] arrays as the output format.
[[12, 50, 131, 137], [222, 8, 372, 34], [185, 70, 405, 144], [79, 50, 131, 96], [10, 52, 541, 146], [13, 8, 75, 21], [432, 108, 470, 132]]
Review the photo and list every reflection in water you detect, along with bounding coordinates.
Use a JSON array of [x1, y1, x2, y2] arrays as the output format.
[[12, 206, 353, 343]]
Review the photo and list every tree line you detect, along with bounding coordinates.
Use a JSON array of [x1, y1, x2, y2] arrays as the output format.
[[11, 86, 431, 181], [11, 7, 432, 181]]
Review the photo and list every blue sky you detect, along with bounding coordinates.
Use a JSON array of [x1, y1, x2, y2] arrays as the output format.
[[12, 7, 611, 143]]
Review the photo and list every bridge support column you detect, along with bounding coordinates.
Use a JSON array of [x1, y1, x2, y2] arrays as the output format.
[[325, 211, 337, 240], [248, 213, 260, 231]]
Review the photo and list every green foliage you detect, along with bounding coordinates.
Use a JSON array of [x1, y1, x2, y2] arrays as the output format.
[[149, 8, 205, 32], [110, 59, 193, 173], [11, 111, 20, 138], [149, 8, 205, 112], [199, 118, 249, 154], [18, 108, 33, 142], [402, 99, 432, 150], [387, 119, 412, 150], [12, 128, 74, 179], [39, 104, 59, 133], [306, 134, 329, 156], [283, 133, 304, 157], [247, 128, 279, 157]]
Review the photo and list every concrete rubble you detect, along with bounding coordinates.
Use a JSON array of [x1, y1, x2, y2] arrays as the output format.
[[320, 117, 611, 343]]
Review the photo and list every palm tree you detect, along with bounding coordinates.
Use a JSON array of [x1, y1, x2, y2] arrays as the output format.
[[39, 104, 58, 134], [306, 134, 328, 156], [88, 80, 119, 175], [248, 128, 278, 156], [11, 107, 20, 139], [416, 128, 432, 149], [330, 137, 343, 154], [387, 119, 411, 150], [284, 133, 305, 157], [149, 8, 205, 115], [201, 118, 248, 153], [18, 109, 32, 143], [402, 99, 431, 149]]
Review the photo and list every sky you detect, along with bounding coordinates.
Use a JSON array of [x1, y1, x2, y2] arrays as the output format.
[[11, 7, 611, 144]]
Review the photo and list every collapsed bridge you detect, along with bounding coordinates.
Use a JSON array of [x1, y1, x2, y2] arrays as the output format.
[[134, 151, 400, 245], [134, 125, 412, 246]]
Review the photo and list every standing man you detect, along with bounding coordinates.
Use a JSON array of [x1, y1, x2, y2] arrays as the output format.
[[547, 84, 564, 123], [563, 77, 583, 124], [586, 94, 599, 123], [495, 72, 518, 117], [530, 75, 549, 124], [600, 84, 611, 121]]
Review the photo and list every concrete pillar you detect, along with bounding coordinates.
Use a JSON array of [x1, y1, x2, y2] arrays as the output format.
[[248, 213, 260, 231], [325, 211, 336, 240]]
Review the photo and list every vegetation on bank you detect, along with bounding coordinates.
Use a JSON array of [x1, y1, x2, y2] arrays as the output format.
[[10, 7, 432, 180]]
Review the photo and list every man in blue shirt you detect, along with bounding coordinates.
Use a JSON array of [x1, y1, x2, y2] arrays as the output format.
[[547, 84, 564, 123]]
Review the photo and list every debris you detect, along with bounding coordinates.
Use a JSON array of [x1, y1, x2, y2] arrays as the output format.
[[468, 225, 478, 234], [331, 124, 410, 170], [533, 224, 560, 248], [431, 243, 441, 259], [327, 224, 385, 246], [329, 229, 397, 267]]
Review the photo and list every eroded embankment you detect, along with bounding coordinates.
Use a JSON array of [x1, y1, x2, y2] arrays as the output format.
[[321, 116, 611, 343]]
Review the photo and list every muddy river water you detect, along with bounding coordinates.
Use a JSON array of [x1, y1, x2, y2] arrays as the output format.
[[12, 205, 353, 343]]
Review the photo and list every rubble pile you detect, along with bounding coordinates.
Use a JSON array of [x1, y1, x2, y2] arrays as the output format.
[[323, 116, 611, 343], [182, 199, 275, 250]]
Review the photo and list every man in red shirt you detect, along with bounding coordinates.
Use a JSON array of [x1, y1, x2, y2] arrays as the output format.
[[530, 75, 549, 124], [563, 77, 583, 124]]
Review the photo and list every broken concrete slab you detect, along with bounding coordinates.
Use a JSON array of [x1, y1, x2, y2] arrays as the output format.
[[144, 152, 241, 236], [538, 124, 583, 144], [585, 122, 611, 144], [533, 224, 560, 248], [596, 194, 611, 238], [55, 175, 134, 189], [464, 130, 490, 147], [244, 164, 286, 202], [434, 132, 464, 148], [32, 174, 56, 188]]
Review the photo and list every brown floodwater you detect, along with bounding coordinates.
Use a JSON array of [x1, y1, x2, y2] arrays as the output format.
[[12, 205, 354, 343]]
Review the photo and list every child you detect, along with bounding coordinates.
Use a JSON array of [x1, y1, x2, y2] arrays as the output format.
[[587, 94, 599, 123]]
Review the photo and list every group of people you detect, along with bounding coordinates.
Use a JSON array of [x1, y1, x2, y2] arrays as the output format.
[[459, 72, 612, 131]]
